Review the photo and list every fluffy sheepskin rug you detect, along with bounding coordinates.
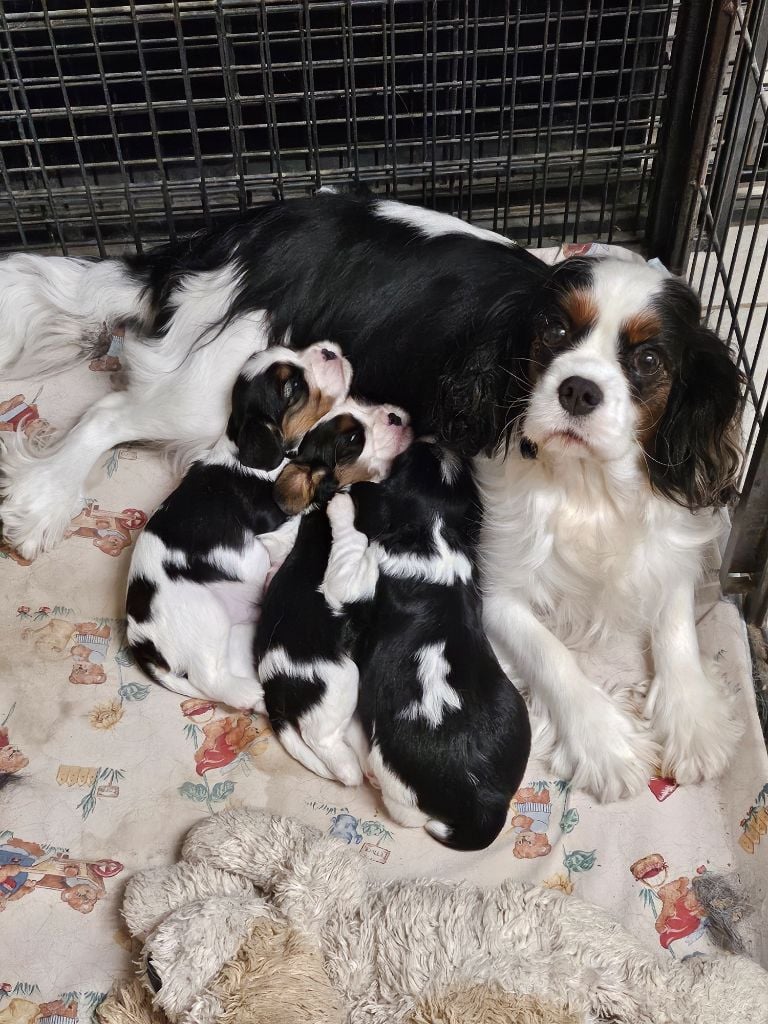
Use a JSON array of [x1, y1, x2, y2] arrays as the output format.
[[106, 809, 768, 1024]]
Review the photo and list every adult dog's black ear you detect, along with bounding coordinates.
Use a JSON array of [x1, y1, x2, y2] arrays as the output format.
[[647, 291, 742, 509], [434, 293, 531, 457], [274, 462, 337, 515], [435, 343, 505, 456]]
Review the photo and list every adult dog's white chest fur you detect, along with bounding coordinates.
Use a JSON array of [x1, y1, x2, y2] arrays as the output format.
[[476, 451, 722, 646]]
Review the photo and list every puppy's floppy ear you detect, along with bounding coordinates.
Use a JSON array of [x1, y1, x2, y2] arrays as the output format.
[[648, 286, 742, 509], [227, 372, 284, 470], [274, 462, 338, 515], [234, 419, 284, 470]]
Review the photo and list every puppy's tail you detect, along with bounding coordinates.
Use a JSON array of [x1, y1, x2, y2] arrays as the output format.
[[0, 252, 151, 379], [425, 799, 509, 852]]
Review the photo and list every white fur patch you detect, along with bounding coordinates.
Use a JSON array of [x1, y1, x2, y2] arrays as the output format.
[[439, 447, 462, 485], [0, 253, 151, 378], [400, 642, 462, 727], [373, 516, 473, 586], [374, 200, 515, 248], [424, 819, 451, 841], [258, 647, 317, 683], [368, 743, 423, 820]]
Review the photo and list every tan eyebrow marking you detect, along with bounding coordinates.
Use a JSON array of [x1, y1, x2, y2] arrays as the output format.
[[623, 311, 661, 346], [281, 388, 336, 442], [561, 288, 598, 332]]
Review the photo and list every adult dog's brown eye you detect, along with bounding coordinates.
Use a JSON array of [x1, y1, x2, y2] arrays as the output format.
[[633, 349, 661, 375], [541, 323, 568, 347]]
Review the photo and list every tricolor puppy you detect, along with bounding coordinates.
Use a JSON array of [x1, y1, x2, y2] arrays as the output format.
[[126, 342, 352, 709], [322, 441, 531, 850], [255, 399, 412, 784]]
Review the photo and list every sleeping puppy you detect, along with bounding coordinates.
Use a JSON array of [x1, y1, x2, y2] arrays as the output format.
[[126, 342, 352, 709], [322, 441, 531, 850], [255, 399, 412, 784]]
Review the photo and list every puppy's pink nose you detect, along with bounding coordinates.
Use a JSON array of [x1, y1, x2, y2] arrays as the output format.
[[321, 348, 337, 361], [388, 412, 402, 426]]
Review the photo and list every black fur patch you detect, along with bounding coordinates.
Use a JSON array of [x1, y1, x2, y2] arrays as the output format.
[[163, 559, 241, 585], [130, 637, 171, 682], [124, 192, 547, 453], [143, 463, 285, 558], [125, 575, 156, 623], [265, 672, 327, 732], [295, 414, 366, 469], [256, 510, 348, 728], [645, 278, 742, 509]]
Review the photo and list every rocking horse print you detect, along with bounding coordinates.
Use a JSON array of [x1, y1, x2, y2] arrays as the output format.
[[64, 499, 147, 558]]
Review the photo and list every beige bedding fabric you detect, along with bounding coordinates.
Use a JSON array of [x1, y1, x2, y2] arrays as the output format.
[[1, 243, 767, 1021]]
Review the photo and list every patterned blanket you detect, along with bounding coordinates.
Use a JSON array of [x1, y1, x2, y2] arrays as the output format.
[[1, 244, 767, 1023]]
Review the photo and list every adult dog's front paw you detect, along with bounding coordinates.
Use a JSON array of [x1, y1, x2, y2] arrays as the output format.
[[547, 685, 659, 803], [0, 441, 82, 558], [648, 664, 742, 785]]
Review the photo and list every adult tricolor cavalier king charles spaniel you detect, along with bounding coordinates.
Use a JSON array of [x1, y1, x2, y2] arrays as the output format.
[[0, 190, 743, 802]]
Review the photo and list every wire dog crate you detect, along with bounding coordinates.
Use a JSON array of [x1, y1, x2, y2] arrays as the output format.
[[0, 0, 766, 622], [0, 0, 676, 251]]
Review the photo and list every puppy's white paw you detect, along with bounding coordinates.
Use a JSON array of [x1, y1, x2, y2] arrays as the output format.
[[326, 491, 355, 526], [547, 684, 659, 803], [648, 664, 742, 785]]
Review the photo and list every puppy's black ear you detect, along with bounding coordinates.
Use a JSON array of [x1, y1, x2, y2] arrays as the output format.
[[648, 292, 742, 509], [227, 372, 284, 470], [274, 462, 337, 515], [235, 419, 284, 470]]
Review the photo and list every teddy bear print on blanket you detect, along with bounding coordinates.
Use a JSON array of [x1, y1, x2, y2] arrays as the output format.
[[114, 810, 768, 1024]]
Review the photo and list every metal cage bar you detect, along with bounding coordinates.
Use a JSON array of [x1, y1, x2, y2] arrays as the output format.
[[0, 0, 677, 253], [648, 0, 768, 624]]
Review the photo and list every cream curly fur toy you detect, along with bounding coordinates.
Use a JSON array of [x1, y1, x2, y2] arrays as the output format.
[[104, 809, 768, 1024]]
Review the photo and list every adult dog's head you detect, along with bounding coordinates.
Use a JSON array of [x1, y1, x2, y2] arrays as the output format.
[[227, 341, 352, 470], [273, 399, 412, 514], [440, 257, 742, 510]]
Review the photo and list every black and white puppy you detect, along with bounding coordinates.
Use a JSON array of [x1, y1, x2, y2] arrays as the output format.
[[255, 399, 412, 785], [323, 441, 531, 850], [126, 342, 352, 708]]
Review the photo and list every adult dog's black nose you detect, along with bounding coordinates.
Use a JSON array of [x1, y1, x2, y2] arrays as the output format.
[[558, 376, 603, 417]]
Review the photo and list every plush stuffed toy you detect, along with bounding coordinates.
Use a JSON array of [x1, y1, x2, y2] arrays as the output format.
[[103, 810, 768, 1024]]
